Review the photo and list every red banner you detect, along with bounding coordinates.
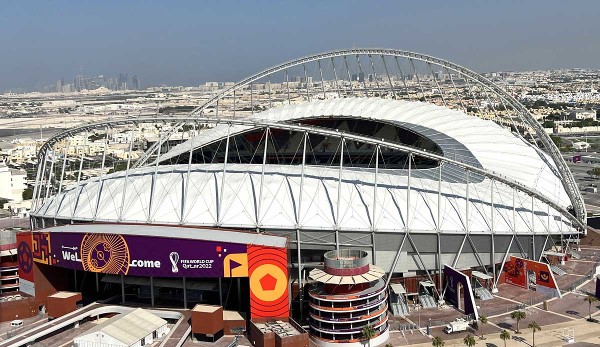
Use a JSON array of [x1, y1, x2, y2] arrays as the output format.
[[16, 232, 35, 296], [504, 256, 561, 298]]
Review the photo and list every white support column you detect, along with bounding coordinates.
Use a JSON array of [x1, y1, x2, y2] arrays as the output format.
[[386, 233, 408, 287], [372, 145, 379, 265], [56, 140, 71, 197], [181, 123, 195, 224], [257, 127, 269, 227], [494, 235, 515, 288], [437, 162, 443, 292], [406, 153, 412, 230], [146, 131, 162, 223], [465, 170, 470, 234], [531, 195, 536, 260], [296, 228, 303, 322], [32, 152, 45, 212], [218, 125, 231, 225], [76, 132, 88, 185], [119, 130, 137, 222], [491, 179, 497, 292], [44, 146, 56, 200], [297, 132, 307, 226], [335, 137, 345, 249]]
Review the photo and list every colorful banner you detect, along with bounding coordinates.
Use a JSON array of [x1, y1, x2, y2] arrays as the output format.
[[248, 245, 289, 319], [504, 256, 561, 298], [21, 229, 290, 318], [31, 232, 247, 278], [16, 232, 35, 296], [443, 265, 478, 319]]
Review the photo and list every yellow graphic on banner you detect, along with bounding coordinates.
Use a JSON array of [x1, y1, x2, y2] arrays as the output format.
[[223, 253, 248, 277], [249, 264, 287, 302]]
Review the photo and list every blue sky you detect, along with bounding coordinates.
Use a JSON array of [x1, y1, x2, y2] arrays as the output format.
[[1, 0, 599, 91]]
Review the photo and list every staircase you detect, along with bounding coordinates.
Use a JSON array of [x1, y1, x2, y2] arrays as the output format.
[[390, 296, 410, 316], [550, 265, 567, 276], [419, 295, 437, 309], [473, 287, 494, 301]]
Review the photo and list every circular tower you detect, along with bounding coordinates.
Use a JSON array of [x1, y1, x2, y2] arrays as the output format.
[[308, 250, 389, 347]]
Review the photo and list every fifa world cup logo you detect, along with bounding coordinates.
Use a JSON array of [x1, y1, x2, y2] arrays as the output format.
[[169, 252, 180, 273]]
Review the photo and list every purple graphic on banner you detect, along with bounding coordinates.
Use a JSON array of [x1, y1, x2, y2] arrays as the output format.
[[45, 232, 248, 278], [443, 265, 479, 319]]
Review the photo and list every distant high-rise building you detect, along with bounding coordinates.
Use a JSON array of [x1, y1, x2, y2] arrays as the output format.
[[118, 73, 129, 90], [131, 75, 140, 90], [56, 79, 63, 93], [75, 75, 84, 91]]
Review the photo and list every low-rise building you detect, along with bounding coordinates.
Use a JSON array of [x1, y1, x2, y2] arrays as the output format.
[[74, 308, 169, 347], [569, 109, 596, 121]]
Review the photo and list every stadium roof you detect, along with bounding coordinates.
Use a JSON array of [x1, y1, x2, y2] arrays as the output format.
[[36, 98, 575, 235]]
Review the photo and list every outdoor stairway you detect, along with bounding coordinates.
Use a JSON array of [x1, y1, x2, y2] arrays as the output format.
[[390, 302, 409, 316], [550, 265, 567, 276], [473, 287, 494, 301], [419, 295, 437, 309]]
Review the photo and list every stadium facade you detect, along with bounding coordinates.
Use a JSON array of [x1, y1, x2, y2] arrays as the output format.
[[22, 49, 585, 326]]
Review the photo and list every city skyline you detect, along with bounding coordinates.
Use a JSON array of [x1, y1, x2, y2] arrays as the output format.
[[1, 1, 600, 92]]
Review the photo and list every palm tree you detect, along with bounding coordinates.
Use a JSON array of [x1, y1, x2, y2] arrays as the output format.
[[478, 315, 488, 339], [511, 310, 526, 333], [584, 295, 598, 321], [362, 324, 376, 347], [528, 321, 541, 347], [463, 334, 476, 347], [432, 336, 445, 347], [500, 330, 511, 347]]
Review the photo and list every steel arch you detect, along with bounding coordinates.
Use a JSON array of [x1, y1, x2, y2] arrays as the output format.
[[129, 48, 585, 224]]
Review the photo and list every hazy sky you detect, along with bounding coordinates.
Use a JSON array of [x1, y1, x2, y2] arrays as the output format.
[[1, 0, 599, 91]]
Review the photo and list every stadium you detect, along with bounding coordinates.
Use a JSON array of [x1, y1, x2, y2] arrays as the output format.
[[17, 49, 586, 344]]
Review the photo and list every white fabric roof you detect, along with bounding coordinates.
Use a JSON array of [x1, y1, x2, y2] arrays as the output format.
[[75, 308, 166, 346], [36, 99, 576, 235]]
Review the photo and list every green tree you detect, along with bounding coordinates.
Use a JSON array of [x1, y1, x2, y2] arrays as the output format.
[[22, 188, 33, 200], [584, 295, 598, 321], [500, 330, 511, 347], [511, 310, 526, 333], [478, 315, 488, 339], [463, 334, 476, 347], [528, 321, 541, 347], [589, 167, 600, 178], [361, 324, 376, 347], [432, 336, 445, 347], [550, 135, 563, 148]]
